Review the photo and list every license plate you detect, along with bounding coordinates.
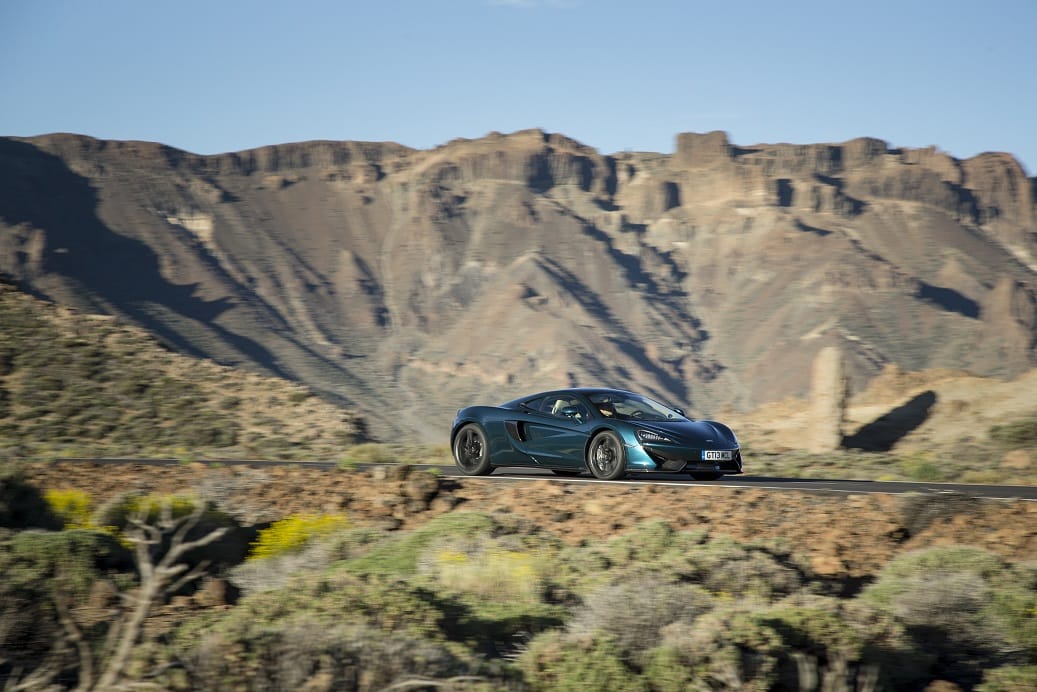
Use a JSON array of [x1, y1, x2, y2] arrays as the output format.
[[702, 450, 733, 461]]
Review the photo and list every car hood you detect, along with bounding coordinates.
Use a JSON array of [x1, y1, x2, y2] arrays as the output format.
[[636, 420, 737, 447]]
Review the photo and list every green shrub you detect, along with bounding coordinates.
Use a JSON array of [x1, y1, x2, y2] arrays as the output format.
[[426, 545, 542, 601], [605, 519, 679, 565], [248, 513, 350, 560], [186, 571, 450, 641], [417, 529, 559, 604], [866, 545, 1004, 585], [654, 536, 808, 600], [978, 665, 1037, 691], [176, 617, 480, 692], [453, 598, 568, 658], [762, 603, 864, 659], [2, 528, 130, 594], [93, 492, 200, 530], [520, 631, 647, 692], [0, 528, 132, 674], [989, 419, 1037, 446], [287, 390, 313, 404], [218, 396, 242, 410], [344, 512, 496, 578], [988, 562, 1037, 657], [229, 527, 385, 595], [898, 453, 948, 482], [642, 608, 784, 691], [341, 442, 396, 464], [861, 545, 1036, 682]]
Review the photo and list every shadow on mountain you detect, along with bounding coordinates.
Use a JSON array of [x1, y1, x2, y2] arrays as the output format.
[[842, 390, 937, 452], [795, 220, 832, 237], [0, 138, 289, 379], [918, 282, 979, 319], [535, 256, 689, 402]]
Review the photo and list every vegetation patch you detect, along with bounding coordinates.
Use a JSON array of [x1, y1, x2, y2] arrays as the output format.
[[989, 418, 1037, 447], [0, 284, 366, 461], [248, 512, 350, 560]]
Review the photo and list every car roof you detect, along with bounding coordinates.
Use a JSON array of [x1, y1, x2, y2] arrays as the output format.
[[568, 387, 637, 397], [501, 387, 638, 406]]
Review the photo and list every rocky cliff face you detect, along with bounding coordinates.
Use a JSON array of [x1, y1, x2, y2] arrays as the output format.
[[1, 129, 1035, 440]]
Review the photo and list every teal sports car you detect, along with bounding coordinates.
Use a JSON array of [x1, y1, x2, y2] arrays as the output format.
[[451, 388, 742, 481]]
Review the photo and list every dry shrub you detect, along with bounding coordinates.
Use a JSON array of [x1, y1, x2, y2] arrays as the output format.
[[181, 616, 476, 692], [518, 630, 646, 692], [647, 608, 784, 692], [567, 576, 714, 662], [862, 545, 1035, 685], [417, 533, 549, 604]]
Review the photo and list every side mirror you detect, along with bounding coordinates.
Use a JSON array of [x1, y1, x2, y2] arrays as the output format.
[[671, 407, 685, 417]]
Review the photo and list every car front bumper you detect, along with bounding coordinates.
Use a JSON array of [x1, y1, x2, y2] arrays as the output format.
[[626, 444, 743, 474]]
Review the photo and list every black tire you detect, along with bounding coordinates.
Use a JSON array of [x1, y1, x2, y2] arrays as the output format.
[[690, 472, 722, 481], [453, 424, 493, 476], [550, 469, 582, 477], [587, 431, 627, 480]]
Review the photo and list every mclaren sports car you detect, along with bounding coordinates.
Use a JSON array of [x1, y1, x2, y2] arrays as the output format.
[[450, 388, 742, 481]]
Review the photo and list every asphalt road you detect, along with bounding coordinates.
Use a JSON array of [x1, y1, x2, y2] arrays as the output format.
[[475, 468, 1037, 501], [59, 458, 1037, 501]]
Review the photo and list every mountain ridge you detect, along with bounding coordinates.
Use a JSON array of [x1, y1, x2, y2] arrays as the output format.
[[2, 129, 1035, 440]]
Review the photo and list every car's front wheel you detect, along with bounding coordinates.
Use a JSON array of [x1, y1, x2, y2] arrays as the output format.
[[453, 424, 493, 476], [587, 431, 626, 480], [690, 472, 722, 481]]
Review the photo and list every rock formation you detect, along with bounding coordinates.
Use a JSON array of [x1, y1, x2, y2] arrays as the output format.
[[808, 346, 849, 453]]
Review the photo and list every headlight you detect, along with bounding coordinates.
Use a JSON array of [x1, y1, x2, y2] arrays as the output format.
[[636, 429, 675, 444]]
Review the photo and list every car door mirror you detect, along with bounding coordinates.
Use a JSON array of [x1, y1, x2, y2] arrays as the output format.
[[671, 407, 685, 417]]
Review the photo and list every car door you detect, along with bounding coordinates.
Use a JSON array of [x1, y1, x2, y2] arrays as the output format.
[[516, 393, 592, 467]]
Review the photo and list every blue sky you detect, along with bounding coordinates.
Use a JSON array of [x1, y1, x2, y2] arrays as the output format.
[[2, 0, 1035, 173]]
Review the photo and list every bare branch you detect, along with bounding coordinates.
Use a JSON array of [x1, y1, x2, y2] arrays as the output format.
[[162, 526, 228, 570], [100, 607, 125, 666], [53, 595, 93, 692], [160, 505, 225, 568], [2, 641, 66, 692], [167, 560, 213, 596], [96, 499, 227, 690], [159, 502, 174, 531]]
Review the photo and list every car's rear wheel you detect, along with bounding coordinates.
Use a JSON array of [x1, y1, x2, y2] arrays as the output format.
[[587, 431, 626, 480], [551, 469, 582, 477], [690, 472, 723, 481], [453, 424, 493, 476]]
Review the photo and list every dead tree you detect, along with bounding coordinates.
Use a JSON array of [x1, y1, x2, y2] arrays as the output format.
[[88, 500, 227, 690]]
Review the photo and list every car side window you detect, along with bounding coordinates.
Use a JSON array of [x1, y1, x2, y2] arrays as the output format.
[[542, 396, 588, 422], [522, 397, 545, 412], [540, 396, 565, 416]]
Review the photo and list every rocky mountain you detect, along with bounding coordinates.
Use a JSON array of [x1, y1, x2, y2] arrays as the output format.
[[1, 129, 1035, 441]]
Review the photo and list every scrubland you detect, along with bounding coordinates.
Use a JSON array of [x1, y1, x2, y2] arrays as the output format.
[[4, 460, 1037, 691]]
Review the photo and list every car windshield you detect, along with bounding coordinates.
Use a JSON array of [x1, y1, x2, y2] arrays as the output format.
[[588, 392, 686, 422]]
